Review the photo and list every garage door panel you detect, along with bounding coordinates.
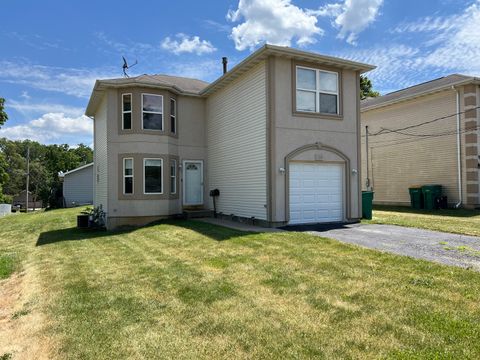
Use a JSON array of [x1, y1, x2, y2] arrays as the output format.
[[302, 195, 316, 204], [289, 162, 344, 224]]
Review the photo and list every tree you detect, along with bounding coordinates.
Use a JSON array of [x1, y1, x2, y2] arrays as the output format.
[[73, 143, 93, 164], [360, 75, 380, 100], [0, 98, 8, 128], [0, 152, 9, 203], [28, 161, 49, 210], [0, 138, 93, 208], [0, 99, 9, 202]]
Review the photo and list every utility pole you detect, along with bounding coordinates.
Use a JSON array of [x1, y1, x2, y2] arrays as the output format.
[[365, 126, 370, 190], [26, 146, 30, 213]]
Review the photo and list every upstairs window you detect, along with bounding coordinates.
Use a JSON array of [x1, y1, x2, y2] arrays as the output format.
[[170, 98, 176, 134], [296, 66, 339, 115], [170, 159, 177, 194], [122, 94, 132, 130], [142, 94, 163, 130], [144, 158, 163, 194], [123, 158, 134, 194]]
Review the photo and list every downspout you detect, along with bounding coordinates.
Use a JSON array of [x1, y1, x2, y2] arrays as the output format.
[[452, 86, 462, 208]]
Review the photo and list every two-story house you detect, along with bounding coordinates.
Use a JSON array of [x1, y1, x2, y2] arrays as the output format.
[[361, 74, 480, 208], [85, 45, 374, 229]]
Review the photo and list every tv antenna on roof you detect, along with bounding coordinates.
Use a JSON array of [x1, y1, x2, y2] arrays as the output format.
[[122, 56, 138, 78]]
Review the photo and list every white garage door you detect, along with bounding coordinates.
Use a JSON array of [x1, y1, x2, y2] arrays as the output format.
[[289, 162, 344, 224]]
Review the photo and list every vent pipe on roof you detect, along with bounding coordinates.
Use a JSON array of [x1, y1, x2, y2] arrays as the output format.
[[222, 57, 228, 74]]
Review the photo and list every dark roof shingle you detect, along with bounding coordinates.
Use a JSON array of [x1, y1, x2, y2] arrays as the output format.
[[100, 74, 210, 94], [361, 74, 476, 110]]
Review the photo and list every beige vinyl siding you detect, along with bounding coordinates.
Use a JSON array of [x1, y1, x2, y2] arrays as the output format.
[[361, 90, 460, 205], [64, 165, 94, 207], [94, 96, 108, 212], [206, 61, 267, 220]]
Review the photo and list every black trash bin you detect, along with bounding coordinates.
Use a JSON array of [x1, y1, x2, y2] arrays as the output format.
[[77, 214, 89, 229]]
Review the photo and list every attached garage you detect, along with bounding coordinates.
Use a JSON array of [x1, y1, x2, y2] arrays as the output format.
[[289, 162, 344, 224]]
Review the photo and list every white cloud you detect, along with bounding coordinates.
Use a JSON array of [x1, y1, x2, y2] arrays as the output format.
[[312, 0, 383, 45], [335, 1, 480, 93], [0, 112, 92, 145], [338, 45, 423, 91], [0, 61, 115, 98], [165, 59, 225, 81], [402, 1, 480, 74], [227, 0, 323, 51], [7, 100, 84, 117], [20, 91, 31, 100], [204, 20, 231, 33], [161, 34, 217, 55], [94, 32, 157, 56]]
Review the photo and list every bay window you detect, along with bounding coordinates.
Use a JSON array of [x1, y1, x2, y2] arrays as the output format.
[[122, 94, 132, 130], [142, 94, 163, 130], [144, 158, 163, 194], [170, 159, 177, 194], [170, 98, 176, 134], [123, 158, 134, 195]]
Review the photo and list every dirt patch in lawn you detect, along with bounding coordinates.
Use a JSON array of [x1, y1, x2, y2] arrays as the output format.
[[0, 268, 53, 360]]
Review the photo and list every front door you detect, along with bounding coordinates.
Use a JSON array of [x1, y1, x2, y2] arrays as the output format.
[[183, 160, 203, 206]]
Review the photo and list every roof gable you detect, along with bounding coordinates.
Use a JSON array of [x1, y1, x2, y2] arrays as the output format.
[[86, 44, 375, 116]]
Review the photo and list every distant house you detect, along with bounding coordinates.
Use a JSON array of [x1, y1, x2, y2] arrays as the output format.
[[59, 163, 94, 207], [12, 190, 43, 210], [361, 74, 480, 208]]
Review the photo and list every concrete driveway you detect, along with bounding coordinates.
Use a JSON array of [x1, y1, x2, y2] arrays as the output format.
[[286, 223, 480, 271]]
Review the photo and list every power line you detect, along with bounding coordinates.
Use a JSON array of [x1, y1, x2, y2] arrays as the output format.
[[369, 124, 480, 149], [362, 105, 480, 137]]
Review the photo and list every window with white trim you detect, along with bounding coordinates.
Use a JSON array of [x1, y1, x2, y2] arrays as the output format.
[[170, 159, 176, 194], [123, 158, 134, 194], [144, 158, 163, 194], [170, 98, 176, 134], [142, 94, 163, 130], [296, 66, 339, 115], [122, 94, 132, 130]]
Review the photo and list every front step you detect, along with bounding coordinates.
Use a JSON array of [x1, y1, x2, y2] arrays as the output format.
[[183, 209, 214, 219]]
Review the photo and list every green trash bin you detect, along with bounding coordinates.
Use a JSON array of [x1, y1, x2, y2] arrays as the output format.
[[408, 187, 424, 209], [362, 191, 374, 220], [422, 184, 442, 211]]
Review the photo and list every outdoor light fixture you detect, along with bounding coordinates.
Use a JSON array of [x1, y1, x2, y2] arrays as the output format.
[[279, 167, 286, 174], [352, 169, 358, 175]]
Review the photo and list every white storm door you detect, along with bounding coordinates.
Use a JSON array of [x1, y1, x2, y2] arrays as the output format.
[[183, 160, 203, 206], [289, 162, 344, 224]]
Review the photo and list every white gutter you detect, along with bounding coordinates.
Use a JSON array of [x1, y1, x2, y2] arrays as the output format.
[[452, 86, 463, 208]]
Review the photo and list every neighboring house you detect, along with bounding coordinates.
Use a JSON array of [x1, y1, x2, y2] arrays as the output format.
[[12, 190, 43, 210], [361, 74, 480, 208], [85, 44, 374, 229], [60, 163, 94, 207]]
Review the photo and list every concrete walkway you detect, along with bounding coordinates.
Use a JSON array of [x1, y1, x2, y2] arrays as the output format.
[[305, 223, 480, 271]]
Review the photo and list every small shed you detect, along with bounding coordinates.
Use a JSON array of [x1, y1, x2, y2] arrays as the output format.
[[60, 163, 94, 208]]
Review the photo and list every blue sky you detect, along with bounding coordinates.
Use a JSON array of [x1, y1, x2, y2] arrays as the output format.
[[1, 0, 479, 146]]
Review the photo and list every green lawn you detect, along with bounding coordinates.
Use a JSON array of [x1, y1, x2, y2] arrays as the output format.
[[1, 208, 480, 359], [364, 206, 480, 237]]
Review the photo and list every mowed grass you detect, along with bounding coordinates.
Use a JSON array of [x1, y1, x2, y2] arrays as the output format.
[[364, 206, 480, 237], [1, 208, 480, 359], [0, 252, 17, 279]]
